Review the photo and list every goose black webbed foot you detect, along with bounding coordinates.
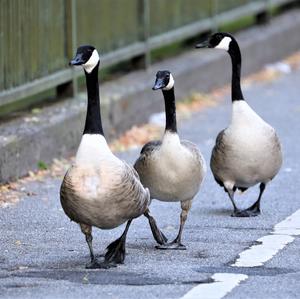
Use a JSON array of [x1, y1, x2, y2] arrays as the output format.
[[232, 209, 260, 217], [231, 210, 255, 217], [156, 200, 190, 250], [231, 183, 264, 217], [104, 236, 126, 264], [231, 198, 261, 217], [156, 241, 186, 250], [231, 205, 260, 217], [104, 219, 132, 265], [80, 224, 115, 269], [144, 210, 168, 245], [86, 258, 117, 269], [155, 238, 186, 250], [151, 226, 168, 245]]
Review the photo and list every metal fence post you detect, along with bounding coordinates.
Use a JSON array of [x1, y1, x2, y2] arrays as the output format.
[[57, 0, 78, 99], [212, 0, 219, 32], [143, 0, 151, 69], [131, 0, 151, 70], [71, 0, 78, 98]]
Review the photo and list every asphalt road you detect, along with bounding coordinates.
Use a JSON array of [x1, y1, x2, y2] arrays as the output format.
[[0, 66, 300, 299]]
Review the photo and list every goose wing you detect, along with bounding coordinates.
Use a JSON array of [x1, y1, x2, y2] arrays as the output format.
[[60, 162, 150, 229], [134, 140, 162, 171], [210, 129, 227, 186], [118, 162, 151, 220], [60, 166, 81, 222], [181, 140, 207, 171], [140, 140, 162, 155]]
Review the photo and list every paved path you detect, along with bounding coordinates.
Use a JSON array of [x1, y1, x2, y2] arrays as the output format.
[[1, 66, 300, 299]]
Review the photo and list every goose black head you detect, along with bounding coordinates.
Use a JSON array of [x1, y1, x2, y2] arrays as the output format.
[[152, 70, 174, 91], [69, 45, 100, 73], [195, 32, 235, 52]]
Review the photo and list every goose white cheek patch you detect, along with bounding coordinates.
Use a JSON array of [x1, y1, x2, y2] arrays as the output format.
[[163, 74, 175, 90], [83, 49, 100, 73], [215, 36, 232, 51]]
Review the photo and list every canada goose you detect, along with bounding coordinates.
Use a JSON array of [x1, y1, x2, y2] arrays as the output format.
[[196, 33, 283, 217], [60, 45, 164, 269], [134, 70, 206, 250]]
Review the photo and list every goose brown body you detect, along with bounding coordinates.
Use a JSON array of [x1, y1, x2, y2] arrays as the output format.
[[135, 133, 205, 202], [61, 147, 150, 229], [211, 101, 282, 191]]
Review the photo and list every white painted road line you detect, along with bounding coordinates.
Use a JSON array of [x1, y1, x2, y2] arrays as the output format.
[[273, 209, 300, 236], [232, 209, 300, 268], [232, 234, 294, 267], [180, 209, 300, 299], [181, 273, 248, 299]]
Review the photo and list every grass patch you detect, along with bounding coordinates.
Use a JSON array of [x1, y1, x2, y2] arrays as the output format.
[[219, 14, 256, 33], [37, 160, 48, 171], [0, 88, 56, 121], [151, 41, 186, 63]]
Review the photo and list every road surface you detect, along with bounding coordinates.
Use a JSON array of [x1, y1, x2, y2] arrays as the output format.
[[0, 64, 299, 299]]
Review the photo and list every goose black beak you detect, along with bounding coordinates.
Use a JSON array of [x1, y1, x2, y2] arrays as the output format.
[[69, 53, 85, 66], [152, 79, 165, 90], [195, 40, 210, 49]]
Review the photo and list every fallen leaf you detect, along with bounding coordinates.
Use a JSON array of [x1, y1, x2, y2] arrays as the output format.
[[82, 274, 89, 284]]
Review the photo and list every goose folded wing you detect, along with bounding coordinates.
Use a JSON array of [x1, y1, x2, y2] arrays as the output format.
[[140, 140, 162, 155], [116, 163, 150, 219]]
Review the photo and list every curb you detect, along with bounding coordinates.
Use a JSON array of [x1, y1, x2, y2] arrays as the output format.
[[1, 9, 300, 183]]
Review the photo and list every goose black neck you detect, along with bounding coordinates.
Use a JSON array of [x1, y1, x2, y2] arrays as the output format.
[[83, 62, 104, 135], [162, 88, 177, 133], [228, 41, 244, 102]]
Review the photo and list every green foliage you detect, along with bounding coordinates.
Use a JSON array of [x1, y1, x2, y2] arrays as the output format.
[[37, 160, 48, 171], [151, 41, 185, 63], [0, 89, 55, 120], [219, 15, 255, 33]]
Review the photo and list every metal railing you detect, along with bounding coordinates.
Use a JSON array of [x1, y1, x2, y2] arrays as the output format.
[[0, 0, 296, 111]]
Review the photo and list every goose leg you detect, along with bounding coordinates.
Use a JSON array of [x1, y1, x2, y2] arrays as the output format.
[[225, 188, 242, 217], [235, 183, 266, 217], [79, 223, 111, 269], [156, 199, 192, 250], [144, 209, 168, 245], [104, 220, 132, 266]]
